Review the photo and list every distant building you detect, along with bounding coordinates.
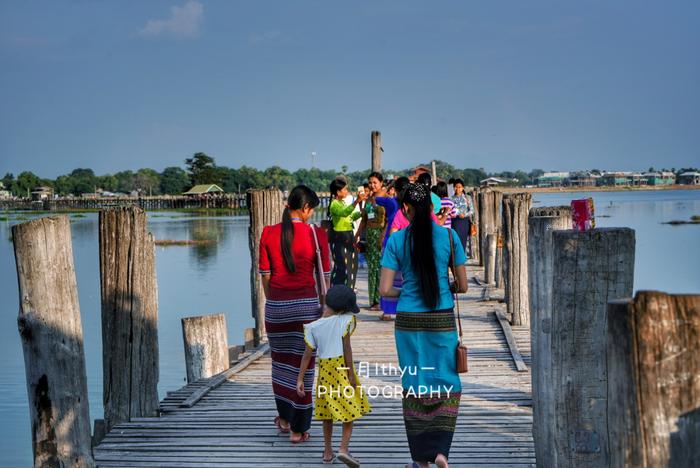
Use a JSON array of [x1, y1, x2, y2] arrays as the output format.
[[31, 186, 53, 201], [183, 184, 225, 196], [627, 172, 648, 186], [566, 172, 597, 187], [678, 171, 700, 185], [0, 182, 10, 199], [480, 177, 507, 188], [408, 165, 433, 182], [644, 171, 676, 186], [599, 172, 629, 186], [536, 171, 569, 187]]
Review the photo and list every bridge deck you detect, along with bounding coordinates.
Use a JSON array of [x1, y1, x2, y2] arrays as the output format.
[[94, 264, 534, 467]]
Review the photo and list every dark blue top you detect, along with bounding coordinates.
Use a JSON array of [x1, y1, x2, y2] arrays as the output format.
[[375, 197, 399, 247]]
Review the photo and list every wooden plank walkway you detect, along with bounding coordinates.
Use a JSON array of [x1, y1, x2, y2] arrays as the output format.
[[94, 263, 535, 467]]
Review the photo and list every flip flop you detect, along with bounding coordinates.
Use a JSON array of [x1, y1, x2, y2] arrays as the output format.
[[322, 453, 335, 464], [336, 452, 360, 468], [273, 416, 290, 434], [289, 431, 310, 444]]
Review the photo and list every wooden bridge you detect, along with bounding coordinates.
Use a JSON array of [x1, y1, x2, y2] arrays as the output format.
[[93, 263, 535, 467]]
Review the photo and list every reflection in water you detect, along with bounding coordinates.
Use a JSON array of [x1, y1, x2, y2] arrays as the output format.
[[188, 218, 227, 265]]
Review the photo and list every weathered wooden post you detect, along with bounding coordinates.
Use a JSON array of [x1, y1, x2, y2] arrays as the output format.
[[181, 314, 229, 383], [477, 188, 502, 268], [494, 229, 504, 289], [502, 193, 533, 325], [469, 187, 480, 263], [484, 233, 496, 284], [550, 228, 635, 467], [247, 189, 285, 345], [371, 130, 382, 173], [12, 216, 95, 468], [244, 327, 256, 351], [607, 292, 700, 468], [99, 207, 159, 433], [528, 210, 573, 468]]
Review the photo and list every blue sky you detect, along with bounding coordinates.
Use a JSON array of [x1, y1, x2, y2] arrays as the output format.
[[1, 1, 698, 178]]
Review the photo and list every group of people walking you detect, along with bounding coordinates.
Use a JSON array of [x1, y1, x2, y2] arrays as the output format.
[[258, 174, 473, 467]]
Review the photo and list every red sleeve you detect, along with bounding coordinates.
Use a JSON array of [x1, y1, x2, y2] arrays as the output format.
[[259, 226, 271, 275], [315, 226, 331, 277]]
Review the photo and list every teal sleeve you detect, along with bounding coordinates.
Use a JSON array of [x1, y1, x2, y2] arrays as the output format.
[[381, 234, 400, 270]]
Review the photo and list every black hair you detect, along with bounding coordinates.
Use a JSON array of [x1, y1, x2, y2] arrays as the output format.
[[368, 171, 384, 183], [362, 183, 370, 190], [403, 183, 439, 309], [417, 172, 432, 187], [394, 176, 410, 204], [434, 181, 449, 198], [282, 185, 320, 273], [329, 177, 347, 198], [451, 177, 465, 187]]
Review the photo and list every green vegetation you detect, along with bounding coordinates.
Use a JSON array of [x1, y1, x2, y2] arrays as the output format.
[[0, 153, 532, 197]]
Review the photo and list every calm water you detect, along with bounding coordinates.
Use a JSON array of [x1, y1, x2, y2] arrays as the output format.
[[1, 190, 699, 464]]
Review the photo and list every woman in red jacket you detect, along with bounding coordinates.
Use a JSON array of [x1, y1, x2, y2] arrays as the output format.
[[259, 185, 331, 443]]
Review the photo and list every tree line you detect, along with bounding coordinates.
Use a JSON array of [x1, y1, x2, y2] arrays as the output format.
[[0, 152, 554, 197]]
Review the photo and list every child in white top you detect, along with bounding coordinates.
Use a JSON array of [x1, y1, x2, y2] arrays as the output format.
[[297, 285, 371, 467]]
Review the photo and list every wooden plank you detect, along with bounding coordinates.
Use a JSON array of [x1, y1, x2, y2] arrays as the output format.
[[178, 343, 270, 408], [494, 310, 528, 372]]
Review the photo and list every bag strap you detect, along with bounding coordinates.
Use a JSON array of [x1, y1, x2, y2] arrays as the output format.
[[448, 228, 464, 342], [310, 225, 327, 301]]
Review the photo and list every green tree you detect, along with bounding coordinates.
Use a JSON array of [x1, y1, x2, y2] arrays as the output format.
[[114, 170, 136, 193], [14, 171, 41, 197], [134, 168, 161, 195], [1, 172, 14, 190], [160, 167, 190, 194], [66, 168, 97, 194], [98, 175, 118, 192], [263, 166, 294, 190], [185, 152, 224, 185]]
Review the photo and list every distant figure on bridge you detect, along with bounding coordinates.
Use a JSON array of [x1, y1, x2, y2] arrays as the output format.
[[380, 183, 469, 468], [259, 185, 330, 443], [449, 178, 474, 254]]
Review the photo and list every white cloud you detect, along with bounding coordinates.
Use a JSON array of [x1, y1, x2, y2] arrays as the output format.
[[140, 1, 204, 39]]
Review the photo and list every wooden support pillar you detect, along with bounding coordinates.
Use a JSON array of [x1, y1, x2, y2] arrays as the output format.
[[469, 188, 480, 263], [244, 327, 255, 351], [371, 131, 382, 173], [607, 292, 700, 468], [477, 188, 502, 268], [247, 189, 285, 345], [502, 193, 533, 326], [550, 228, 635, 467], [99, 207, 159, 433], [528, 212, 573, 468], [181, 314, 229, 383], [12, 216, 95, 468], [530, 205, 572, 220], [494, 229, 504, 289], [484, 233, 496, 285]]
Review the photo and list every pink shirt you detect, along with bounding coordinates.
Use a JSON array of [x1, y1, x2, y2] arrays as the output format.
[[391, 209, 439, 231]]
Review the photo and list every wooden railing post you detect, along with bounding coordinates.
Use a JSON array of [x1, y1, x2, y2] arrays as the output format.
[[550, 228, 635, 467], [99, 207, 159, 433], [477, 188, 502, 268], [247, 189, 285, 345], [371, 130, 382, 173], [502, 193, 532, 326], [181, 314, 229, 383], [12, 216, 95, 468], [607, 292, 700, 467], [484, 233, 497, 285], [527, 210, 572, 468]]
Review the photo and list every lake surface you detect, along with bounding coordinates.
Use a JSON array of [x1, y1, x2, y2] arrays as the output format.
[[1, 189, 699, 464]]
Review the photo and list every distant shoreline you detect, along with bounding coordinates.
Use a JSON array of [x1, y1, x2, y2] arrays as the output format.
[[498, 184, 700, 194]]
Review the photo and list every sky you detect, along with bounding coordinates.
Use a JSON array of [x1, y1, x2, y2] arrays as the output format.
[[1, 0, 698, 178]]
